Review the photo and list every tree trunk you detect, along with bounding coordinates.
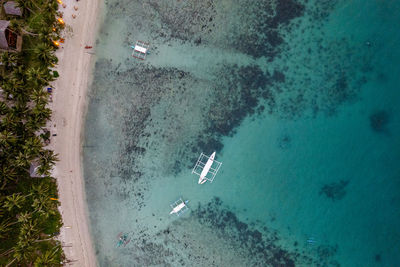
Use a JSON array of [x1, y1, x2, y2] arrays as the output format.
[[21, 29, 38, 36], [34, 237, 54, 243], [5, 257, 16, 267], [0, 248, 14, 257]]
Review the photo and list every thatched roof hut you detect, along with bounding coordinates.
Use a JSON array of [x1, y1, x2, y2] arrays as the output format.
[[0, 20, 10, 49], [0, 20, 22, 51], [3, 1, 22, 16]]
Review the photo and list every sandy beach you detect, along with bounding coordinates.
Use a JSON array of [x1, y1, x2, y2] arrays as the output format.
[[50, 0, 102, 265]]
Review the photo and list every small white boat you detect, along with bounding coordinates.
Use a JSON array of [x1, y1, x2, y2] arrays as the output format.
[[198, 152, 215, 184], [169, 202, 186, 215], [169, 198, 189, 216], [131, 40, 150, 60], [192, 151, 222, 184]]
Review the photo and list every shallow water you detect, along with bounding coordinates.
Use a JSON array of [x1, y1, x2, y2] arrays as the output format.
[[83, 0, 400, 266]]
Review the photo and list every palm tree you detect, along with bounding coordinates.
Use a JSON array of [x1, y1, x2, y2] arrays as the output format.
[[31, 103, 52, 124], [31, 183, 49, 195], [32, 194, 57, 217], [37, 150, 57, 176], [0, 52, 19, 72], [33, 43, 58, 66], [26, 67, 50, 88], [14, 151, 32, 169], [1, 113, 18, 130], [0, 130, 17, 148], [15, 0, 37, 15], [17, 211, 32, 224], [30, 88, 49, 105], [34, 246, 61, 267], [1, 77, 24, 100], [1, 52, 12, 69], [24, 115, 44, 133], [3, 68, 32, 104], [0, 101, 9, 116], [19, 219, 38, 239], [10, 65, 27, 83], [43, 0, 58, 13], [11, 103, 29, 127], [0, 164, 18, 189], [11, 237, 36, 265], [23, 136, 43, 158], [0, 218, 14, 239], [3, 193, 25, 212], [41, 3, 59, 28]]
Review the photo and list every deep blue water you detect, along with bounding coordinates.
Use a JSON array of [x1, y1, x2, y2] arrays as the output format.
[[83, 0, 400, 266]]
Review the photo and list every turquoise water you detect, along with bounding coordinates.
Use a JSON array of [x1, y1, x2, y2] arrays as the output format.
[[83, 0, 400, 266]]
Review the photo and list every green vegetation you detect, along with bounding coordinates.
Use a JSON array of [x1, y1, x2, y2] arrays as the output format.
[[1, 0, 65, 265]]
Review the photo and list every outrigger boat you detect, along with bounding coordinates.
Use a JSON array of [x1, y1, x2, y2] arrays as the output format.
[[131, 40, 150, 60], [169, 198, 189, 216], [116, 232, 131, 248], [192, 151, 222, 184]]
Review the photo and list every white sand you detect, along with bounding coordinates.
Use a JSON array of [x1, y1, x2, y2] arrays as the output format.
[[50, 0, 102, 265]]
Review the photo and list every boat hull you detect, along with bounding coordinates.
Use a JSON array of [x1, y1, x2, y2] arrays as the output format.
[[198, 152, 216, 184]]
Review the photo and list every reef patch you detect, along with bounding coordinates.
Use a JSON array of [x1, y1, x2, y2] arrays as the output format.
[[370, 110, 390, 133], [319, 180, 349, 201]]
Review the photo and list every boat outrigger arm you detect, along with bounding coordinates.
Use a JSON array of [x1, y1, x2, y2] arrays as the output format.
[[192, 152, 222, 184]]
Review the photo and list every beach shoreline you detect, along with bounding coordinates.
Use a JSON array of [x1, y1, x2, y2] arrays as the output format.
[[50, 0, 102, 265]]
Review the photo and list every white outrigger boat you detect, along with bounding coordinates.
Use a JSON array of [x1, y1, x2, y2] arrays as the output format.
[[169, 198, 189, 216], [192, 151, 222, 184], [131, 40, 150, 60]]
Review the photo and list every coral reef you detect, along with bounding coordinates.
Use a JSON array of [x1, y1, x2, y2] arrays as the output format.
[[319, 180, 349, 201], [370, 110, 390, 133]]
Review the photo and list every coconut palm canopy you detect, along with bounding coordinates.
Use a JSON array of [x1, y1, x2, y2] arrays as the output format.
[[0, 0, 64, 265]]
